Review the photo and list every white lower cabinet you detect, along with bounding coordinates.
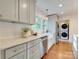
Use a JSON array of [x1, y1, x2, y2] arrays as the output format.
[[27, 39, 40, 59], [39, 37, 47, 58], [5, 44, 27, 59], [17, 51, 26, 59], [3, 39, 41, 59], [9, 55, 17, 59], [48, 34, 56, 50], [27, 45, 40, 59], [40, 40, 44, 57], [30, 53, 40, 59], [9, 51, 26, 59]]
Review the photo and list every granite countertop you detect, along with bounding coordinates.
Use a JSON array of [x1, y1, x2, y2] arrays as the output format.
[[0, 33, 49, 50]]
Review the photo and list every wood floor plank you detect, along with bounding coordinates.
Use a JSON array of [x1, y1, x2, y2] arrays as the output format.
[[42, 41, 75, 59]]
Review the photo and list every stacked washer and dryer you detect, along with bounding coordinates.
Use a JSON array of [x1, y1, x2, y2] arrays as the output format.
[[59, 21, 69, 40]]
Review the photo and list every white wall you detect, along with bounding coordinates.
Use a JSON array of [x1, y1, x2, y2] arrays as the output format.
[[48, 15, 57, 33], [69, 14, 78, 42], [36, 6, 47, 16], [0, 22, 30, 40]]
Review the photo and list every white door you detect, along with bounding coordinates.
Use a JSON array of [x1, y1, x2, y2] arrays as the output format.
[[0, 0, 18, 21], [19, 0, 29, 23], [29, 0, 36, 24]]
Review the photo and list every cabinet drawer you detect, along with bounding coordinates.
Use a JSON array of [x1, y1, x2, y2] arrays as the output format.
[[27, 39, 40, 48], [30, 53, 40, 59], [28, 44, 40, 58], [5, 44, 26, 59]]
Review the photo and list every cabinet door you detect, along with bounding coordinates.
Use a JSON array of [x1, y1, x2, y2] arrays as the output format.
[[17, 51, 26, 59], [9, 51, 26, 59], [29, 0, 36, 24], [9, 56, 17, 59], [19, 0, 29, 23], [40, 38, 47, 58], [30, 53, 40, 59], [40, 41, 44, 57], [0, 0, 18, 21], [27, 44, 40, 59]]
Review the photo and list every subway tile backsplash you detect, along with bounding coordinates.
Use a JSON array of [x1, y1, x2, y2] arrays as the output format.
[[0, 22, 30, 40]]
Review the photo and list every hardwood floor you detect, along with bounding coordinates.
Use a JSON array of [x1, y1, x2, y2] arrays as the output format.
[[42, 41, 75, 59]]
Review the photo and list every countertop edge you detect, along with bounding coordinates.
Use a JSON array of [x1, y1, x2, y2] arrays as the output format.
[[0, 33, 48, 51]]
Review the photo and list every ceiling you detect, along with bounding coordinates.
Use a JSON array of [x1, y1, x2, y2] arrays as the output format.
[[36, 0, 78, 16]]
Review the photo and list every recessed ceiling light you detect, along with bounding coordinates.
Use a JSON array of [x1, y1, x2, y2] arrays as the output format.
[[22, 4, 27, 8], [59, 4, 63, 7], [61, 12, 64, 14]]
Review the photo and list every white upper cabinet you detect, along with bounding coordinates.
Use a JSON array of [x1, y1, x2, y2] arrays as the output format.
[[19, 0, 29, 23], [0, 0, 36, 24], [0, 0, 18, 21], [29, 0, 36, 24]]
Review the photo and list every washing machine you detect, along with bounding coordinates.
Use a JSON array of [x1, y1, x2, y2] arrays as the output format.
[[61, 23, 69, 31], [60, 22, 69, 40], [60, 31, 68, 39]]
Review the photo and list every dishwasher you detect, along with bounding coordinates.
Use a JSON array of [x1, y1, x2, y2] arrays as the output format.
[[39, 36, 48, 58]]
